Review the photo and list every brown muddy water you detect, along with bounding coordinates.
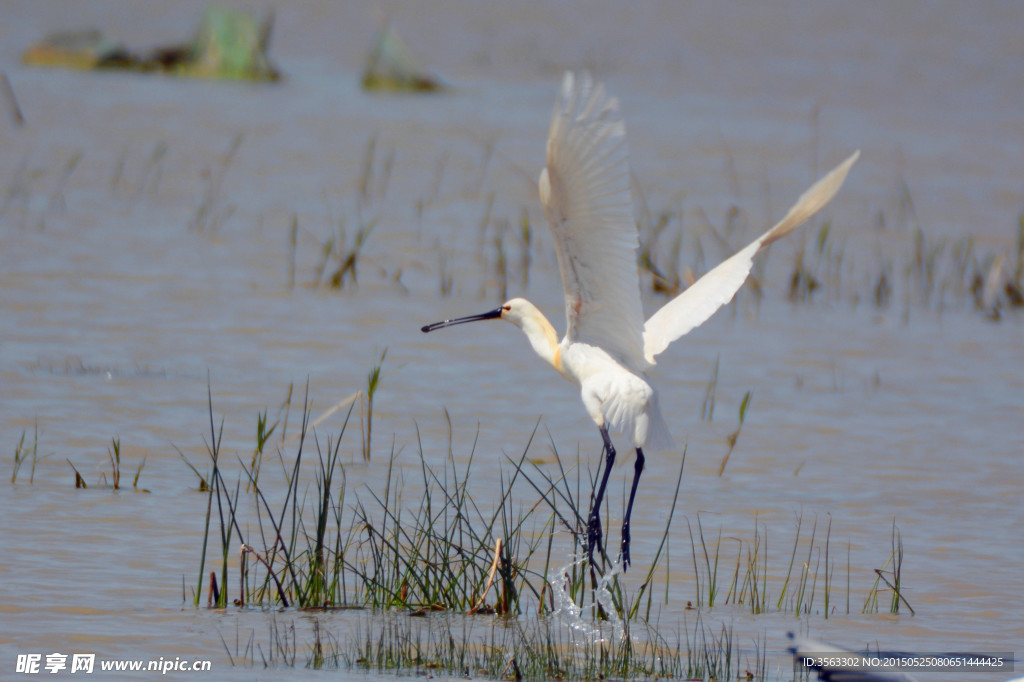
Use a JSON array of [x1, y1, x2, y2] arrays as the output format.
[[2, 1, 1022, 680]]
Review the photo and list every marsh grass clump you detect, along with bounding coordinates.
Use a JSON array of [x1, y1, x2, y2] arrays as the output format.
[[787, 223, 843, 304], [312, 217, 378, 290], [468, 195, 537, 301], [297, 133, 396, 292], [860, 177, 1024, 320], [63, 437, 148, 491], [347, 427, 551, 612], [968, 216, 1024, 318], [101, 437, 147, 491], [687, 511, 900, 620], [195, 399, 570, 612], [637, 199, 685, 298], [787, 236, 820, 304], [11, 421, 40, 484], [1, 150, 86, 229], [106, 437, 122, 489], [192, 375, 912, 679], [863, 520, 914, 615], [190, 132, 243, 233], [190, 376, 691, 617], [628, 166, 1024, 324]]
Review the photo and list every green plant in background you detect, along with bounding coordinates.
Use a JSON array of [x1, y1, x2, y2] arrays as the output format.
[[323, 217, 378, 290], [67, 459, 87, 489], [190, 132, 242, 233], [701, 355, 719, 422], [718, 390, 752, 476], [636, 191, 686, 298], [519, 207, 533, 288], [686, 511, 856, 619], [247, 408, 277, 492], [57, 436, 147, 491], [131, 456, 147, 491], [105, 437, 121, 489], [181, 351, 913, 679], [361, 348, 387, 462], [11, 421, 39, 484], [864, 520, 914, 616], [175, 444, 210, 492], [193, 383, 244, 608]]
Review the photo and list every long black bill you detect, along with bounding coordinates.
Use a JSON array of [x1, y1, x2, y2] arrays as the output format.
[[421, 306, 503, 333]]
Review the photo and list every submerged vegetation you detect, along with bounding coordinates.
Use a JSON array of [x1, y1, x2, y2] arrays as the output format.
[[4, 90, 1022, 326], [11, 421, 40, 484], [633, 175, 1024, 323], [11, 433, 151, 492]]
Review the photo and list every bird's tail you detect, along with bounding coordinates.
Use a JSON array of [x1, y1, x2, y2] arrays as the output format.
[[587, 373, 677, 455], [604, 387, 676, 453], [641, 391, 676, 453]]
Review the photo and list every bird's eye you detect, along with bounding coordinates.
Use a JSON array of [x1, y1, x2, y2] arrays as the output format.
[[503, 305, 512, 312]]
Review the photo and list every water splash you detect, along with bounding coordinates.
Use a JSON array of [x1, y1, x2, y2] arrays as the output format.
[[547, 556, 627, 644]]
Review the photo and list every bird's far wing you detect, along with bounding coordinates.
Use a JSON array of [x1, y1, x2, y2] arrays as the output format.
[[642, 150, 859, 363], [539, 72, 647, 368]]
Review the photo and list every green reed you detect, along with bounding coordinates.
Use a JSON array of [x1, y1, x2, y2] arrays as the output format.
[[863, 520, 914, 616], [11, 421, 39, 484], [360, 348, 387, 463], [57, 436, 148, 491], [687, 511, 903, 619], [190, 132, 243, 233], [192, 372, 911, 679], [193, 377, 689, 619]]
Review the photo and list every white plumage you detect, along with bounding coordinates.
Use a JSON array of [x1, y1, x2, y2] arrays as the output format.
[[423, 71, 859, 568], [539, 74, 647, 373]]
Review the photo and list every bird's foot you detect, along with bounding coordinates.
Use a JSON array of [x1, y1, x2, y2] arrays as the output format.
[[586, 510, 604, 566]]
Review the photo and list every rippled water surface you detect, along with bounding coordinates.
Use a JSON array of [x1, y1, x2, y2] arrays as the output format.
[[2, 1, 1022, 679]]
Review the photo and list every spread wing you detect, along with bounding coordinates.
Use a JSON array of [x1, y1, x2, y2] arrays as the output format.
[[539, 72, 647, 368], [642, 150, 860, 363]]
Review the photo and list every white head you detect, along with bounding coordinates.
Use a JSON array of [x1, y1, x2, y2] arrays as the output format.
[[420, 297, 540, 332], [421, 297, 562, 370], [495, 297, 543, 328]]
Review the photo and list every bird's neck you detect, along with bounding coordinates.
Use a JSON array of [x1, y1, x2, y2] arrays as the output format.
[[519, 313, 564, 375]]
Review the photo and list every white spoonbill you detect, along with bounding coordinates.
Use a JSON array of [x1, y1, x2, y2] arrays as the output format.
[[422, 72, 859, 569]]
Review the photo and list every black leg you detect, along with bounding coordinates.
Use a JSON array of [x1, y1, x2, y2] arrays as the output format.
[[621, 447, 645, 571], [587, 426, 616, 566]]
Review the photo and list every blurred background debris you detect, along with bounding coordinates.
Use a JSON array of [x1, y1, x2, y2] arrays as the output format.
[[362, 19, 445, 92], [21, 4, 280, 82]]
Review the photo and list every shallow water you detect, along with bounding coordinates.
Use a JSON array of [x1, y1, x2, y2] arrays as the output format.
[[2, 1, 1022, 679]]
